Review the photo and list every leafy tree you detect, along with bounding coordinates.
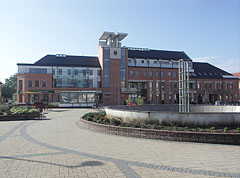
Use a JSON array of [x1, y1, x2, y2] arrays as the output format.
[[2, 73, 17, 99]]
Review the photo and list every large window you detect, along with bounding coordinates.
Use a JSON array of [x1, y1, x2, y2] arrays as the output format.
[[161, 71, 165, 77], [144, 70, 147, 76], [19, 80, 23, 91], [58, 69, 62, 75], [149, 71, 153, 77], [79, 93, 87, 103], [97, 70, 101, 76], [169, 81, 172, 92], [35, 80, 39, 88], [28, 80, 32, 88], [42, 80, 46, 88], [130, 70, 134, 76], [136, 70, 140, 77]]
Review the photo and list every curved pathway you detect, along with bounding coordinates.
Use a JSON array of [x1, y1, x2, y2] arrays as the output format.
[[0, 108, 239, 178]]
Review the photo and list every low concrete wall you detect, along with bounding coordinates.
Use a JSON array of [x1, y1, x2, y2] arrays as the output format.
[[106, 106, 240, 127], [80, 118, 240, 145], [109, 104, 240, 113]]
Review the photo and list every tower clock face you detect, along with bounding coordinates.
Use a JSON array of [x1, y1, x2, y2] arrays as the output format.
[[110, 48, 121, 59]]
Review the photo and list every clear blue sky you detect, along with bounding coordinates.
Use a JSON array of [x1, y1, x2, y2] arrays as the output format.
[[0, 0, 239, 83]]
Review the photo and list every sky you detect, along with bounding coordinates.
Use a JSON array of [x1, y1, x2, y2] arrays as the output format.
[[0, 0, 239, 83]]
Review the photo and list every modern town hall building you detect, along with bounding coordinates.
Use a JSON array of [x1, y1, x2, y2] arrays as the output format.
[[17, 32, 239, 107]]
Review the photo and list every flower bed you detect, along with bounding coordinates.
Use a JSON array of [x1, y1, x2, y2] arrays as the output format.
[[0, 105, 40, 121], [82, 111, 240, 134]]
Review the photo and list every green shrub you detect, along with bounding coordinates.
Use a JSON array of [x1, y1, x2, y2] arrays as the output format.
[[236, 128, 240, 133], [136, 97, 145, 106], [184, 127, 190, 132], [0, 105, 8, 112], [223, 127, 228, 133], [210, 127, 215, 132], [197, 128, 203, 132], [110, 118, 121, 126], [125, 97, 132, 105]]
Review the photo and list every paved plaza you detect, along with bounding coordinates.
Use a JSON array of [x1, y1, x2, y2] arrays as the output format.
[[0, 108, 239, 178]]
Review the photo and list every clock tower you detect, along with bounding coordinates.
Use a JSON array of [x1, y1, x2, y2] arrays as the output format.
[[98, 32, 128, 105]]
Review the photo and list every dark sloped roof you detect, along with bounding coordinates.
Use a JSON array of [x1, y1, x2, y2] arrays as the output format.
[[191, 62, 232, 79], [128, 48, 191, 61], [29, 55, 100, 68], [0, 81, 2, 85]]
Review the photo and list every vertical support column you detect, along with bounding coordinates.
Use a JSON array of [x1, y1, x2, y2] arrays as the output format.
[[179, 59, 190, 112]]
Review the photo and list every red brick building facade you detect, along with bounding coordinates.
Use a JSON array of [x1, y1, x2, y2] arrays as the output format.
[[17, 32, 239, 106]]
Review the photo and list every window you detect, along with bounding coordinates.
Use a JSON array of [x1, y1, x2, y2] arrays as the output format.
[[174, 72, 177, 78], [204, 82, 208, 89], [161, 71, 165, 77], [156, 71, 159, 77], [197, 81, 201, 89], [28, 80, 32, 88], [52, 69, 55, 75], [97, 81, 101, 88], [42, 80, 46, 88], [149, 82, 153, 91], [35, 80, 39, 88], [149, 93, 153, 103], [58, 69, 62, 75], [226, 82, 229, 90], [161, 94, 165, 104], [154, 61, 158, 64], [156, 81, 159, 91], [128, 60, 132, 63], [149, 71, 153, 77], [88, 69, 93, 76], [168, 71, 172, 77], [169, 94, 172, 103], [19, 80, 23, 91], [136, 70, 140, 77], [174, 81, 177, 89], [161, 81, 165, 91], [169, 81, 172, 92], [230, 82, 233, 90], [130, 70, 134, 77], [29, 68, 47, 74], [190, 82, 196, 89], [97, 70, 101, 76], [141, 60, 144, 63], [43, 94, 48, 102], [67, 69, 71, 75], [144, 70, 147, 76], [209, 82, 212, 89]]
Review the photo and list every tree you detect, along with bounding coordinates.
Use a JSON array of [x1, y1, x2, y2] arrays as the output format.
[[2, 73, 17, 99]]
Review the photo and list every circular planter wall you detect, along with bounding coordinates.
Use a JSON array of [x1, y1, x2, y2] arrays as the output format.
[[80, 118, 240, 145]]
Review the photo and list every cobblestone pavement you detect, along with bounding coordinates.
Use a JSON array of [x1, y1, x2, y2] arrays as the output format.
[[0, 108, 239, 178]]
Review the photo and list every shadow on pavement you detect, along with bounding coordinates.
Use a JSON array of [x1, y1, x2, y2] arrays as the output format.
[[0, 156, 104, 168]]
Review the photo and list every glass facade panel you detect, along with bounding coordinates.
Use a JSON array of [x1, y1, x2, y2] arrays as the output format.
[[104, 47, 110, 88], [69, 92, 78, 103], [87, 93, 95, 102], [79, 93, 87, 103], [60, 92, 70, 103]]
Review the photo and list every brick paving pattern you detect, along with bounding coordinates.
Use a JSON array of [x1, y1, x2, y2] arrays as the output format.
[[0, 108, 239, 178]]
